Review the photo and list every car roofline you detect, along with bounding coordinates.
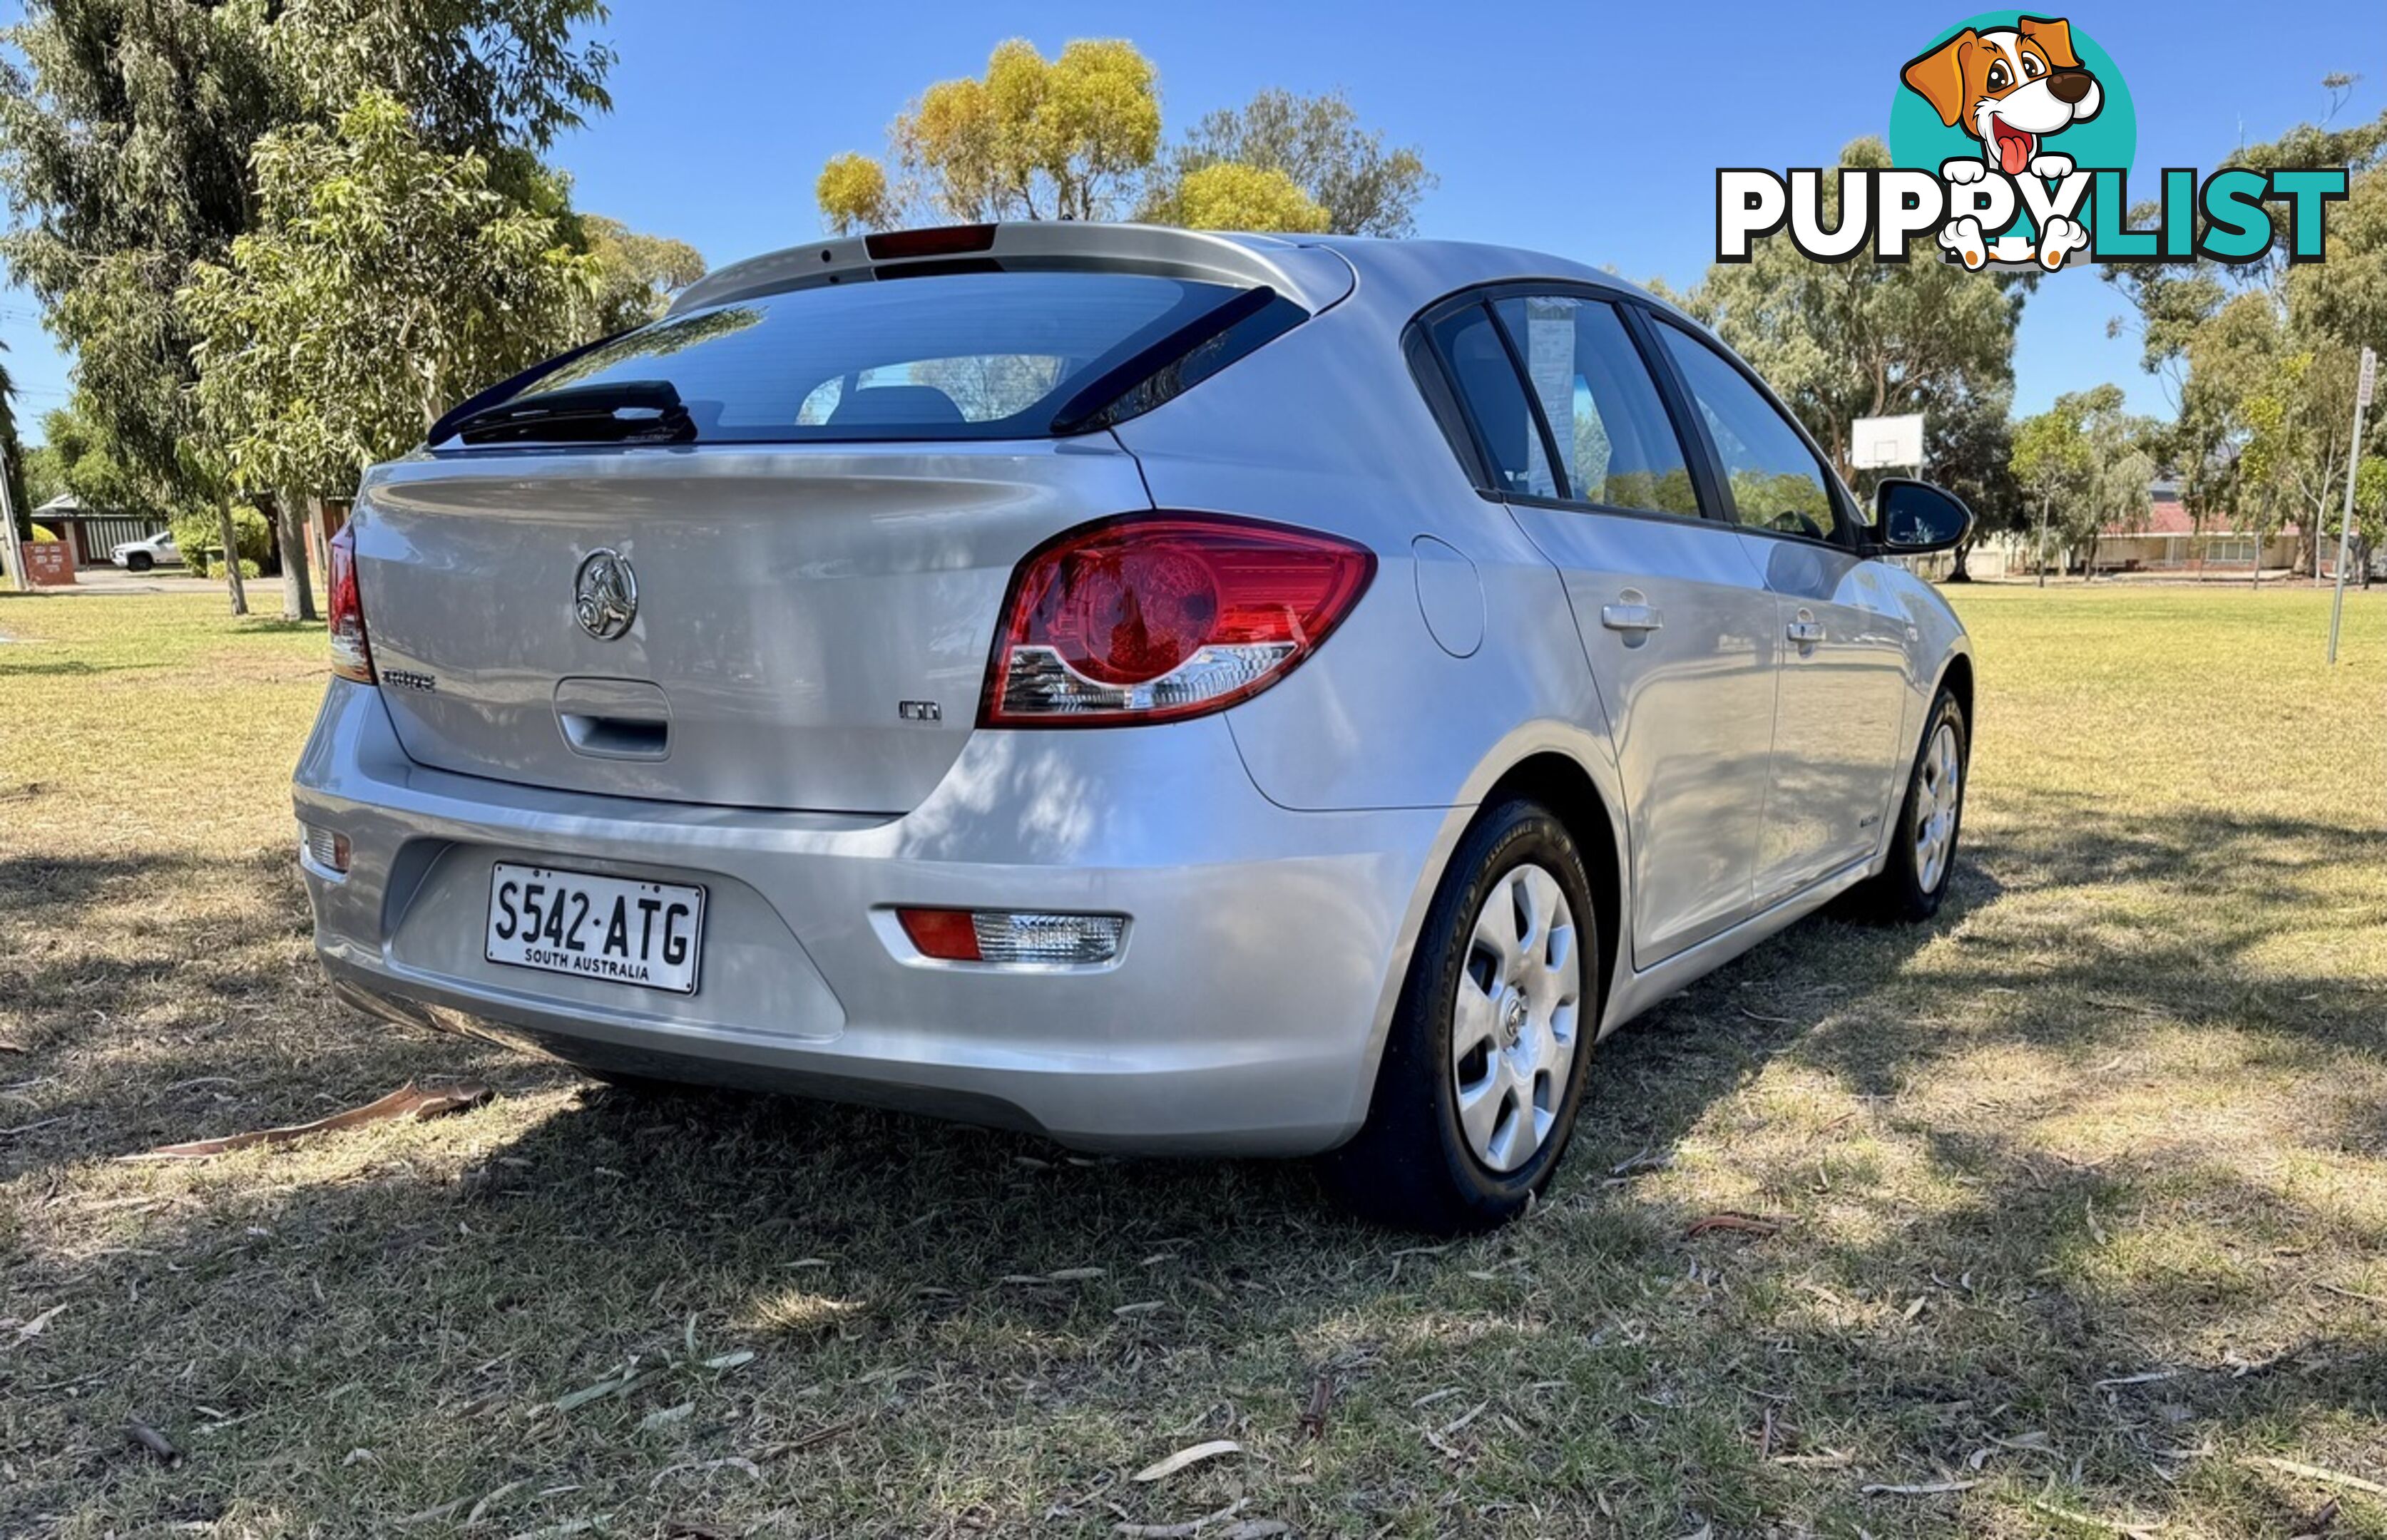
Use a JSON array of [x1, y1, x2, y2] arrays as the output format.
[[670, 222, 1357, 316]]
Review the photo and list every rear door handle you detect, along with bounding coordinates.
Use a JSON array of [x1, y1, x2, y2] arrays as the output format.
[[1786, 615, 1826, 645], [1600, 601, 1663, 633]]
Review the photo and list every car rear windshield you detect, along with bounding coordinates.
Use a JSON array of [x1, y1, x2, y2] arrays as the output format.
[[444, 270, 1294, 447]]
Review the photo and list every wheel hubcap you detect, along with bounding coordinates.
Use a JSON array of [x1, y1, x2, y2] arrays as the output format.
[[1451, 862, 1583, 1174], [1912, 721, 1963, 893]]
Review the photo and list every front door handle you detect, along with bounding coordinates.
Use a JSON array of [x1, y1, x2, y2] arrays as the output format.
[[1785, 612, 1826, 646], [1600, 600, 1664, 633]]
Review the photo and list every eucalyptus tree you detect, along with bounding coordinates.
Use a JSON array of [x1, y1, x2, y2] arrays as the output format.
[[182, 87, 594, 622]]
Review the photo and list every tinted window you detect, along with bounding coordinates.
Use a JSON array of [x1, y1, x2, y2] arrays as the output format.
[[511, 271, 1251, 442], [1427, 304, 1551, 497], [1493, 297, 1701, 518], [1655, 323, 1841, 541]]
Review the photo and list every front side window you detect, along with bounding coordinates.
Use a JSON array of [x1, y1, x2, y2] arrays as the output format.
[[1492, 296, 1702, 519], [1653, 322, 1841, 542]]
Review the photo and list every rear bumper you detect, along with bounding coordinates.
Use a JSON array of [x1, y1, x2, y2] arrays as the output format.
[[294, 680, 1455, 1154]]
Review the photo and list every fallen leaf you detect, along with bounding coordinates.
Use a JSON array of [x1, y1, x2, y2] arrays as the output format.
[[639, 1402, 694, 1432], [1685, 1213, 1782, 1240], [123, 1080, 490, 1161], [2242, 1456, 2387, 1497], [466, 1481, 525, 1526], [1861, 1479, 1979, 1497], [1133, 1439, 1242, 1483], [553, 1367, 658, 1414], [6, 1303, 66, 1347], [1112, 1498, 1249, 1537]]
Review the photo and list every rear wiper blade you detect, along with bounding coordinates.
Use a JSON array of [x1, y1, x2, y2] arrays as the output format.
[[444, 380, 695, 447]]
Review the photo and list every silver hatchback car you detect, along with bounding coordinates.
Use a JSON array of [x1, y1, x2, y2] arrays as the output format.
[[296, 223, 1973, 1232]]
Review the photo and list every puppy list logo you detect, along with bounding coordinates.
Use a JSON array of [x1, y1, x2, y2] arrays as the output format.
[[1717, 11, 2349, 271]]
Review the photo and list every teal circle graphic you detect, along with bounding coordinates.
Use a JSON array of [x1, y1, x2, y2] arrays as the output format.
[[1887, 11, 2136, 178]]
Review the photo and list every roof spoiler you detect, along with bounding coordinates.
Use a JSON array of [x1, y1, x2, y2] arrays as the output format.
[[670, 222, 1355, 317]]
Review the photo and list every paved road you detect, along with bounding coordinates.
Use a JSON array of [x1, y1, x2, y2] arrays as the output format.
[[16, 567, 230, 595]]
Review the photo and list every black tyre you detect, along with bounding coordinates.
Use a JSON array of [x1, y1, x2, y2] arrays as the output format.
[[125, 552, 153, 573], [1851, 686, 1969, 923], [1323, 798, 1598, 1235]]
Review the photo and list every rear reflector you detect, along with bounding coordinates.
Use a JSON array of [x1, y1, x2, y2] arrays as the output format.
[[896, 908, 1125, 966], [302, 825, 351, 874]]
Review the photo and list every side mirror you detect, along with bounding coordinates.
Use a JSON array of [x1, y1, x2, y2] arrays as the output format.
[[1872, 478, 1973, 555]]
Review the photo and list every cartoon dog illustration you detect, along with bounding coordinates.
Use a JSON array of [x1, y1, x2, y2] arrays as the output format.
[[1901, 16, 2102, 180], [1902, 15, 2102, 270]]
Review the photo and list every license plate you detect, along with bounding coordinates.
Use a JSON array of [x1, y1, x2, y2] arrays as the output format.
[[485, 862, 705, 995]]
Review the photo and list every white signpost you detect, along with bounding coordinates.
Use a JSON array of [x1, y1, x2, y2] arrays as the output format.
[[2328, 346, 2374, 665]]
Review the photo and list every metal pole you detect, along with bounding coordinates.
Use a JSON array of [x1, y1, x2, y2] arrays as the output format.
[[0, 439, 26, 594], [2330, 347, 2375, 665]]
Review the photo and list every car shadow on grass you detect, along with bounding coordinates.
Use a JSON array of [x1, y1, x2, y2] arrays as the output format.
[[9, 823, 2384, 1535]]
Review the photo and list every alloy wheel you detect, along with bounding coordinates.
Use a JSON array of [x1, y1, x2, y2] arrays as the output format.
[[1913, 720, 1963, 893], [1450, 862, 1583, 1174]]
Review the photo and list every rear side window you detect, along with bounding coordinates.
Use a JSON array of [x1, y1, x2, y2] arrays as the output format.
[[1425, 304, 1553, 498], [471, 270, 1285, 445], [1652, 322, 1842, 542], [1491, 296, 1702, 519]]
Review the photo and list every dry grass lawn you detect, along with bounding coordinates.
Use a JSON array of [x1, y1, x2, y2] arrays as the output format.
[[1, 580, 2383, 1538]]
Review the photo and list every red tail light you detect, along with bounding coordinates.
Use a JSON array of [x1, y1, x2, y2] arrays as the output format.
[[327, 522, 374, 684], [981, 514, 1374, 727]]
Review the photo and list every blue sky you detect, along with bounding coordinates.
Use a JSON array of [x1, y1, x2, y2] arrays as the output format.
[[1, 0, 2378, 442]]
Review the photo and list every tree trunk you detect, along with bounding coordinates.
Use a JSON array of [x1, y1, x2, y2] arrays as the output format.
[[273, 490, 318, 622], [217, 498, 248, 617], [1938, 525, 1976, 580], [2082, 531, 2097, 581], [2035, 496, 2050, 588]]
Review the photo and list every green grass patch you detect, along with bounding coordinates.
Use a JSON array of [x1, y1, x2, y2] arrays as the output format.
[[2, 582, 2383, 1536]]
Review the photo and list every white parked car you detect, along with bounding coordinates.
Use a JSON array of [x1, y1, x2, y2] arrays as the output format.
[[110, 528, 180, 572]]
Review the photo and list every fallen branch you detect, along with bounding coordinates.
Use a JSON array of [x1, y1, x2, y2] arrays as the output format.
[[123, 1080, 490, 1161], [1299, 1370, 1333, 1441], [2242, 1456, 2387, 1497]]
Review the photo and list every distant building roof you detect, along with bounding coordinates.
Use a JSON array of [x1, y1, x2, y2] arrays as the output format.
[[2104, 496, 2301, 539], [31, 493, 81, 516]]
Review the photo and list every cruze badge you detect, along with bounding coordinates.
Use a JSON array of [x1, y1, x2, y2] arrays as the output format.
[[574, 548, 638, 640]]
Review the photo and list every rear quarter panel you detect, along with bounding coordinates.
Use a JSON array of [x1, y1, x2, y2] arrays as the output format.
[[1109, 252, 1619, 818]]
